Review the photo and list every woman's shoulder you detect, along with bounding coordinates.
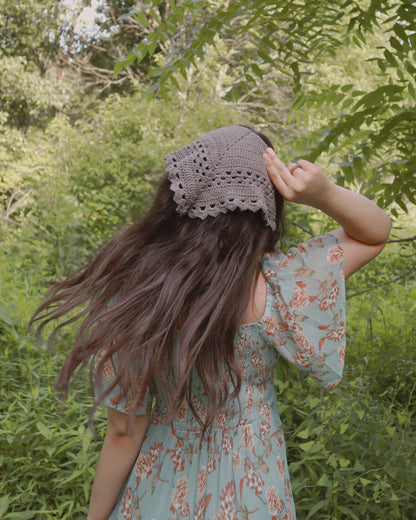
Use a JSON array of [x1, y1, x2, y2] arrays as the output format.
[[241, 234, 344, 330], [262, 233, 344, 278]]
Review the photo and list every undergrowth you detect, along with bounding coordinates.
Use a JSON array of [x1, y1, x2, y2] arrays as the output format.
[[0, 281, 415, 519]]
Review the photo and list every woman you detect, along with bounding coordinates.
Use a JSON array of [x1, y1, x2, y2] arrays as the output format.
[[31, 126, 391, 519]]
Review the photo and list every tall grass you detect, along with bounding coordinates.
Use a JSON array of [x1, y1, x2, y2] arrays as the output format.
[[1, 281, 415, 519]]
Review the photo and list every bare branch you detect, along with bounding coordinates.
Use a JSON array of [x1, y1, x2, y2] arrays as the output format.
[[387, 235, 416, 244], [293, 222, 314, 236], [6, 190, 22, 215], [6, 190, 33, 218], [0, 215, 35, 232], [0, 215, 22, 227], [347, 262, 416, 299]]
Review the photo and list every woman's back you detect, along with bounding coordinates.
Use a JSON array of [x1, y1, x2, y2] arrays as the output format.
[[99, 233, 346, 520], [31, 125, 391, 520]]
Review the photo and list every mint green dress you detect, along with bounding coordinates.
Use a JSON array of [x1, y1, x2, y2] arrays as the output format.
[[96, 234, 346, 520]]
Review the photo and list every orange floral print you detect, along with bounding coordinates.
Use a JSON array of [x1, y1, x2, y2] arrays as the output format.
[[327, 243, 344, 264], [241, 424, 255, 453], [197, 466, 207, 496], [266, 485, 285, 516], [171, 475, 189, 510], [99, 234, 346, 520]]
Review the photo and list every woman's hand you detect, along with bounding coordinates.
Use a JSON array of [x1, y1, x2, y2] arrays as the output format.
[[262, 146, 392, 278], [262, 148, 334, 209]]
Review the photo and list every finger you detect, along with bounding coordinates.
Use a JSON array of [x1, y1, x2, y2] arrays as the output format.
[[263, 152, 292, 197], [296, 158, 315, 170], [275, 160, 304, 188], [263, 151, 303, 198], [265, 150, 296, 181], [266, 148, 290, 181], [287, 162, 305, 180], [263, 148, 289, 178], [287, 162, 303, 175]]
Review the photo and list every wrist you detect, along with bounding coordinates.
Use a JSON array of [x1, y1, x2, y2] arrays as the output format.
[[310, 181, 339, 211]]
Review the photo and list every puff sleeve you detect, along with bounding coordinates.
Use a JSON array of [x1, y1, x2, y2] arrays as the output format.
[[94, 346, 153, 415], [260, 233, 346, 390], [93, 293, 153, 415]]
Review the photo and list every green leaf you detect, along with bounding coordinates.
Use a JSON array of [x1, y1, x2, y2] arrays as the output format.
[[404, 61, 416, 75], [336, 505, 360, 520], [117, 9, 139, 22], [170, 75, 180, 91], [36, 421, 52, 439], [0, 495, 10, 516], [306, 499, 328, 518], [384, 49, 398, 68], [386, 426, 396, 435], [339, 457, 350, 468], [0, 301, 12, 325], [396, 410, 410, 424], [6, 512, 38, 519], [113, 53, 136, 76], [316, 474, 331, 487], [258, 50, 275, 65], [340, 423, 348, 434], [353, 460, 365, 472], [160, 84, 169, 102], [307, 396, 321, 408], [231, 87, 240, 102], [136, 11, 147, 28], [396, 196, 408, 213], [251, 63, 263, 79], [389, 36, 402, 52], [149, 7, 161, 24], [354, 85, 402, 111], [393, 23, 408, 42], [299, 440, 315, 452]]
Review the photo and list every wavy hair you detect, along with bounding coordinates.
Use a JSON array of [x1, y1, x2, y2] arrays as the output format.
[[30, 129, 285, 434]]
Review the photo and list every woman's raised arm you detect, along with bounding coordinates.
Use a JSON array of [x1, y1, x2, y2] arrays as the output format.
[[263, 149, 392, 278]]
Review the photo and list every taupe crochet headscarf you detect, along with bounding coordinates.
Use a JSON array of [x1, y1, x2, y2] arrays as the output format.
[[164, 126, 277, 230]]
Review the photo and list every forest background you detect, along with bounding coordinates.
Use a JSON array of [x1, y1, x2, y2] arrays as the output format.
[[0, 1, 415, 519]]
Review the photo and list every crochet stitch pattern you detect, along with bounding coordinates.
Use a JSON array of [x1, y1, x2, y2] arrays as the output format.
[[164, 126, 277, 230]]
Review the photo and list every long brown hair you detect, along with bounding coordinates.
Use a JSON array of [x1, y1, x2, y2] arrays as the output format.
[[30, 130, 285, 433]]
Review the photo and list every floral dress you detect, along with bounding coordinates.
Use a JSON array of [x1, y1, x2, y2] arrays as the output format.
[[97, 234, 346, 520]]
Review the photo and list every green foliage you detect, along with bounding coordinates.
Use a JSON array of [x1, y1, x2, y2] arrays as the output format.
[[114, 0, 347, 94], [76, 0, 159, 94], [0, 0, 62, 69], [0, 94, 250, 520], [286, 388, 414, 519], [1, 263, 415, 518], [1, 1, 415, 518], [0, 56, 68, 129], [274, 282, 416, 519], [0, 86, 241, 291], [115, 0, 416, 212], [0, 318, 105, 519]]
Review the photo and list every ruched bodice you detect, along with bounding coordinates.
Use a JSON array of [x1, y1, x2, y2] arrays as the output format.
[[97, 234, 346, 520]]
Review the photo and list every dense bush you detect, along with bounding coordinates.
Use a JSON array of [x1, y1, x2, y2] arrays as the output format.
[[1, 1, 415, 518], [1, 101, 414, 519], [0, 334, 101, 519], [1, 266, 415, 519], [279, 282, 416, 519]]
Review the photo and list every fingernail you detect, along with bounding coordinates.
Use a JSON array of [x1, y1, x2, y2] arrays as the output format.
[[262, 152, 270, 161], [266, 147, 276, 157]]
